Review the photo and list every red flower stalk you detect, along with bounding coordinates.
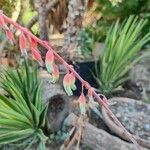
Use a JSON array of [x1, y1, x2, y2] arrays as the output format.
[[19, 32, 27, 55], [98, 94, 109, 107]]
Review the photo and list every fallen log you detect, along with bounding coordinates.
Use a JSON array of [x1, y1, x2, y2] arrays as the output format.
[[64, 113, 148, 150]]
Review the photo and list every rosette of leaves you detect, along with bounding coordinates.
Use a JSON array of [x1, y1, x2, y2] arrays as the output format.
[[95, 16, 150, 94], [0, 59, 49, 149]]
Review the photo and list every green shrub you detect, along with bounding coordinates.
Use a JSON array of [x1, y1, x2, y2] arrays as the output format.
[[95, 16, 150, 94], [0, 59, 48, 149]]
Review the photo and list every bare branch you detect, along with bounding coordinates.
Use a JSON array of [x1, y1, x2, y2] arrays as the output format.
[[26, 0, 59, 29]]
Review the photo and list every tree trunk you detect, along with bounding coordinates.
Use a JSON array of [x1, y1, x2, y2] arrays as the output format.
[[61, 0, 87, 61], [34, 0, 49, 58], [26, 0, 60, 29]]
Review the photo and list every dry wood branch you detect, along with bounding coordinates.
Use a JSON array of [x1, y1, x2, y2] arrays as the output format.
[[26, 0, 59, 29], [64, 113, 148, 150]]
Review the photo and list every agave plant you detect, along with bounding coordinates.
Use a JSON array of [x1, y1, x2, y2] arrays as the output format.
[[0, 59, 48, 149], [96, 16, 150, 94]]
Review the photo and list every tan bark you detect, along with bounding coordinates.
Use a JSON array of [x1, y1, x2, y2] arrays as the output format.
[[61, 0, 87, 60]]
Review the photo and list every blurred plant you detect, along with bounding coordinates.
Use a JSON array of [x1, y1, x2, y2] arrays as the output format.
[[0, 0, 16, 17], [109, 0, 122, 6], [77, 28, 94, 57], [95, 16, 150, 94], [77, 23, 110, 58], [22, 8, 39, 35], [0, 59, 49, 149], [95, 0, 150, 19], [82, 0, 150, 45]]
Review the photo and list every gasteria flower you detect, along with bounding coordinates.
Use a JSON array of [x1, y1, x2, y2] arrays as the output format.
[[69, 72, 76, 90], [50, 64, 59, 83], [29, 37, 37, 49], [0, 14, 8, 30], [28, 37, 42, 64], [78, 93, 86, 115], [31, 47, 42, 64], [63, 72, 76, 96], [19, 32, 27, 55], [87, 88, 101, 117], [5, 29, 14, 45], [88, 88, 93, 101], [45, 50, 54, 74]]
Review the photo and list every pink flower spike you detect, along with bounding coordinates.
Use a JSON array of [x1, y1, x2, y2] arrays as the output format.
[[79, 93, 86, 115], [0, 14, 8, 30], [45, 50, 54, 73], [51, 64, 59, 83], [19, 32, 27, 55], [5, 29, 14, 45], [31, 47, 42, 63], [63, 73, 73, 96]]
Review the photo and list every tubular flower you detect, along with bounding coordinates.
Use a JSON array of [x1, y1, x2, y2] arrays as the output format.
[[63, 72, 76, 96], [88, 88, 93, 101], [0, 14, 8, 30], [31, 48, 42, 63], [87, 88, 101, 117], [29, 37, 37, 49], [63, 73, 73, 96], [45, 50, 54, 73], [88, 99, 102, 118], [79, 93, 86, 115], [19, 32, 27, 55], [69, 72, 76, 90], [5, 29, 14, 44], [50, 64, 59, 83]]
